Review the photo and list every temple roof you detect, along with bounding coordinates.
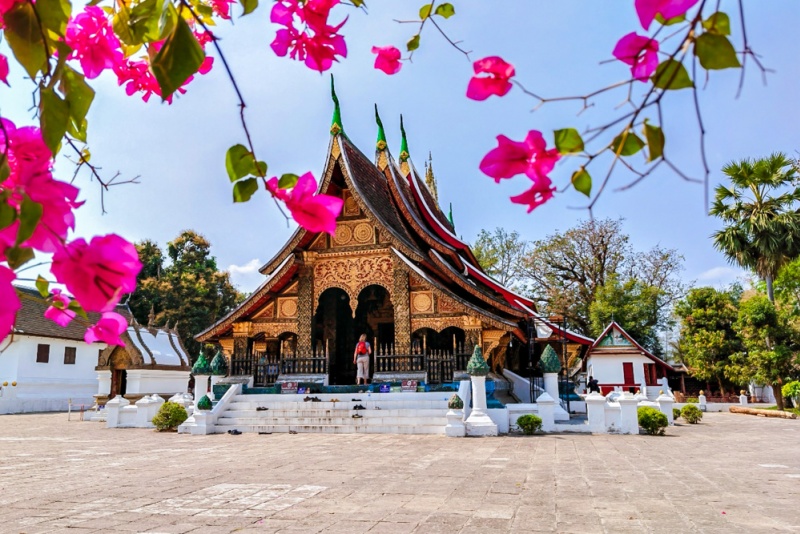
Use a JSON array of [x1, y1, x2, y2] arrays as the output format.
[[585, 321, 673, 372]]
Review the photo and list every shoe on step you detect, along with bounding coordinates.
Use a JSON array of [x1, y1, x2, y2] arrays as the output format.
[[352, 414, 363, 419], [256, 406, 269, 411], [289, 430, 298, 434]]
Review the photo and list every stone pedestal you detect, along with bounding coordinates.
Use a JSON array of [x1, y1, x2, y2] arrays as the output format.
[[657, 393, 674, 425], [699, 394, 707, 412], [585, 392, 607, 433], [618, 393, 640, 435], [536, 392, 555, 432], [543, 373, 559, 402], [739, 394, 748, 405], [466, 376, 498, 437], [194, 375, 210, 409], [458, 380, 472, 421], [445, 409, 466, 437], [135, 396, 155, 427], [106, 395, 129, 428], [189, 410, 211, 435]]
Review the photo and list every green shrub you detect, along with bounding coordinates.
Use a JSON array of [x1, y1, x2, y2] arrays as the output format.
[[152, 402, 188, 431], [782, 381, 800, 407], [685, 397, 699, 403], [681, 404, 703, 424], [637, 406, 668, 436], [516, 414, 543, 435], [673, 407, 681, 420]]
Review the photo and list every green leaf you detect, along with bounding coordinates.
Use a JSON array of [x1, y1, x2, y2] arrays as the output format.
[[655, 13, 685, 25], [611, 130, 645, 157], [112, 4, 139, 46], [35, 0, 70, 37], [0, 158, 9, 181], [0, 199, 15, 230], [36, 275, 49, 298], [5, 246, 35, 270], [702, 11, 731, 35], [650, 59, 693, 90], [233, 178, 259, 203], [16, 196, 43, 245], [40, 87, 69, 154], [255, 161, 268, 177], [351, 0, 365, 6], [225, 144, 258, 182], [554, 128, 584, 154], [571, 168, 592, 197], [3, 2, 48, 79], [278, 173, 299, 189], [129, 0, 176, 43], [643, 120, 664, 162], [434, 2, 455, 18], [151, 15, 205, 100], [695, 33, 740, 70], [407, 34, 420, 52], [240, 0, 258, 16], [67, 299, 88, 319], [419, 4, 431, 19], [61, 65, 96, 143]]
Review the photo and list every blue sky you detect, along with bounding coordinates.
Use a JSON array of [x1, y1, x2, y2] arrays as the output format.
[[2, 1, 799, 294]]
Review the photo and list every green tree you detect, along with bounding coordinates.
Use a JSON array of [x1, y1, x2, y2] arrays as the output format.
[[674, 286, 743, 395], [128, 230, 243, 357], [727, 294, 797, 410], [710, 153, 800, 303], [522, 218, 684, 336], [588, 275, 668, 356], [472, 227, 530, 289]]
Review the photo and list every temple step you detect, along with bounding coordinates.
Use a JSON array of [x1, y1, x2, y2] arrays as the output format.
[[213, 423, 446, 435]]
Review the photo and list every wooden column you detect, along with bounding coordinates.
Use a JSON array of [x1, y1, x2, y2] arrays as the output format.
[[296, 262, 315, 352]]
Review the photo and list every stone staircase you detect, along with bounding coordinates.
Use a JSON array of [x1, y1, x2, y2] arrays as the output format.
[[214, 392, 451, 435]]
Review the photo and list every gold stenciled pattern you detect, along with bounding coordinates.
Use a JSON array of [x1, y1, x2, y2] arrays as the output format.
[[314, 255, 393, 304], [332, 221, 375, 247], [278, 298, 298, 318], [411, 291, 433, 314]]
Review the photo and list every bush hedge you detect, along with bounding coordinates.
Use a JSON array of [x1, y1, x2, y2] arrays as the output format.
[[681, 404, 703, 424], [673, 407, 681, 421], [517, 414, 543, 435], [152, 401, 188, 431], [637, 406, 668, 435]]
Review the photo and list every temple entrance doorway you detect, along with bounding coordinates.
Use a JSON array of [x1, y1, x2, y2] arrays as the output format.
[[314, 287, 355, 385]]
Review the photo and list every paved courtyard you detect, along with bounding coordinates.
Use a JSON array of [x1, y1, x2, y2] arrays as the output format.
[[0, 412, 798, 533]]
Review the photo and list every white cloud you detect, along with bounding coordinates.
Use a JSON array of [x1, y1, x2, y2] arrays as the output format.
[[228, 259, 262, 293], [695, 266, 748, 286]]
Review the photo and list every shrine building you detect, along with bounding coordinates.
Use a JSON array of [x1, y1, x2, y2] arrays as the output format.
[[196, 81, 592, 388]]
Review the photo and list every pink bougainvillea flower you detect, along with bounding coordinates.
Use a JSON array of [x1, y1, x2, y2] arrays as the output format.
[[635, 0, 700, 30], [371, 45, 402, 75], [51, 234, 142, 313], [467, 56, 515, 101], [269, 0, 347, 72], [510, 179, 556, 213], [0, 266, 20, 342], [65, 6, 122, 79], [209, 0, 235, 19], [302, 0, 340, 32], [44, 289, 76, 327], [479, 130, 560, 183], [84, 311, 127, 346], [0, 53, 9, 86], [267, 172, 343, 235], [613, 32, 660, 81], [270, 0, 300, 26]]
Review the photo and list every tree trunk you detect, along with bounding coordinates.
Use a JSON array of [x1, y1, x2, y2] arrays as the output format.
[[730, 406, 796, 419], [717, 377, 726, 397], [773, 383, 784, 411], [766, 275, 775, 304]]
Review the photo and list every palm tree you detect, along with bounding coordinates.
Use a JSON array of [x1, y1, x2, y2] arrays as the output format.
[[710, 153, 800, 303]]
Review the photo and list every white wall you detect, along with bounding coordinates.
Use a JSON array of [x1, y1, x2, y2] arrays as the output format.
[[0, 335, 104, 414], [588, 354, 653, 387]]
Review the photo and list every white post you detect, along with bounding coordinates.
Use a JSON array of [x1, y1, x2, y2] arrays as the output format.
[[465, 376, 498, 436], [617, 393, 640, 435], [105, 395, 129, 428], [458, 380, 472, 421], [194, 375, 210, 408], [209, 375, 221, 401], [585, 392, 607, 433], [739, 393, 748, 405], [445, 409, 466, 437], [135, 396, 154, 427], [543, 372, 559, 402], [698, 392, 707, 412], [657, 393, 674, 425], [536, 392, 555, 432]]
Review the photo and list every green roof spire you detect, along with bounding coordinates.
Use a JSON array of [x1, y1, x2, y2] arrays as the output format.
[[448, 202, 455, 229], [399, 114, 409, 162], [375, 104, 387, 151], [330, 74, 343, 135], [467, 345, 490, 376]]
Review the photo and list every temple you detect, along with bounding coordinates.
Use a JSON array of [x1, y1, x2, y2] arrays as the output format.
[[196, 78, 592, 389]]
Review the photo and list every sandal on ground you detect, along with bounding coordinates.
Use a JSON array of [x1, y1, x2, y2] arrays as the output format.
[[289, 430, 298, 434], [256, 406, 269, 411], [353, 405, 366, 410], [227, 429, 242, 435], [352, 414, 363, 419]]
